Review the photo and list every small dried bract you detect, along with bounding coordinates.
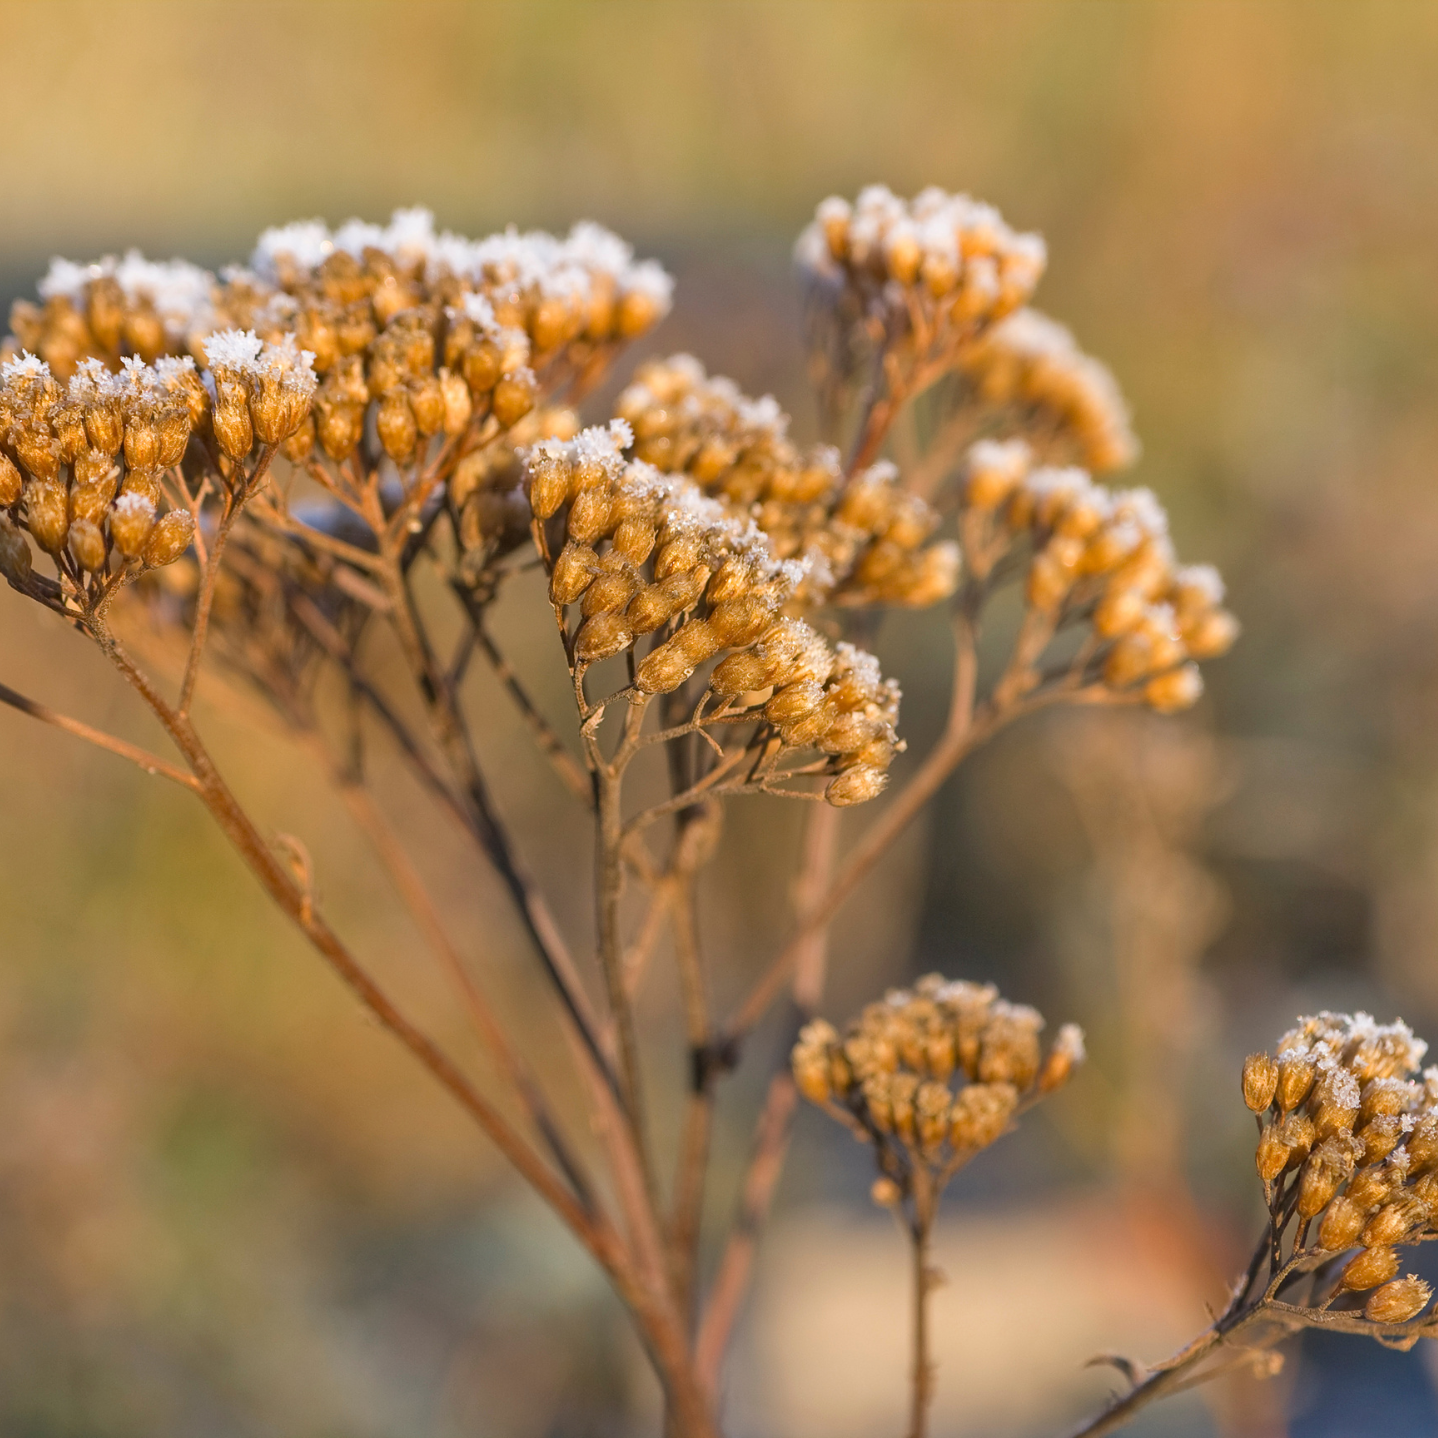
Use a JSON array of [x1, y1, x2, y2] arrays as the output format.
[[792, 975, 1084, 1201]]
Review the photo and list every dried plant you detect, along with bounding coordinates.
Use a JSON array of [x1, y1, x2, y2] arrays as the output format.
[[1066, 1010, 1438, 1437], [793, 979, 1084, 1437], [0, 184, 1317, 1437]]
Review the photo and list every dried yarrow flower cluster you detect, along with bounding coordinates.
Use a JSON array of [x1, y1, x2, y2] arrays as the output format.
[[959, 437, 1239, 714], [0, 185, 1257, 1438], [952, 307, 1139, 474], [1243, 1012, 1438, 1324], [526, 421, 902, 805], [5, 211, 671, 528], [615, 355, 960, 608], [8, 209, 670, 389], [792, 976, 1084, 1196], [797, 185, 1047, 347], [0, 336, 311, 612]]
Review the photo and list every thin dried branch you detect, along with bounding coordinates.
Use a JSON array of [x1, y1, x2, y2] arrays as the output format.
[[179, 444, 278, 717], [0, 679, 201, 793]]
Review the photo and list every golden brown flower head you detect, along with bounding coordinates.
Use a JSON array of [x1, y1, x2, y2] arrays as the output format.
[[1245, 1011, 1438, 1266], [1364, 1276, 1433, 1325], [959, 438, 1237, 713], [615, 355, 961, 610], [952, 308, 1139, 474], [791, 975, 1083, 1200], [797, 185, 1046, 347], [523, 422, 906, 806], [0, 352, 215, 609]]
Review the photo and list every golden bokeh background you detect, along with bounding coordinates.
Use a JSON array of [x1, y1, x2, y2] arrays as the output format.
[[4, 2, 1438, 1434]]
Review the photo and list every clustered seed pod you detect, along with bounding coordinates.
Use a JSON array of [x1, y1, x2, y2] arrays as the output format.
[[795, 186, 1047, 359], [615, 355, 961, 609], [960, 438, 1238, 713], [792, 974, 1083, 1197], [1243, 1009, 1438, 1328], [0, 352, 207, 595], [522, 422, 908, 807], [952, 308, 1139, 474]]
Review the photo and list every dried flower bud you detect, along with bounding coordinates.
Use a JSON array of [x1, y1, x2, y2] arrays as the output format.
[[1278, 1112, 1317, 1167], [156, 407, 191, 467], [1347, 1163, 1402, 1213], [826, 766, 889, 807], [142, 508, 196, 567], [1338, 1244, 1400, 1294], [316, 400, 364, 461], [1298, 1136, 1355, 1218], [890, 1072, 919, 1143], [66, 516, 106, 573], [1365, 1277, 1432, 1325], [977, 1006, 1043, 1089], [1318, 1196, 1368, 1252], [492, 370, 537, 428], [1036, 1023, 1086, 1094], [1313, 1066, 1361, 1142], [1256, 1123, 1291, 1183], [213, 382, 253, 460], [1242, 1053, 1279, 1113], [1276, 1053, 1318, 1114], [0, 516, 32, 585], [862, 1072, 894, 1132], [551, 543, 599, 605], [950, 1081, 1018, 1151], [85, 402, 124, 457], [1357, 1114, 1404, 1166], [1361, 1196, 1429, 1248], [108, 492, 157, 559], [916, 1081, 952, 1151], [1143, 664, 1204, 714], [574, 613, 632, 662], [870, 1177, 902, 1209], [377, 389, 418, 463], [281, 413, 315, 463], [24, 479, 68, 554], [0, 452, 21, 506], [439, 368, 473, 436], [123, 413, 160, 471]]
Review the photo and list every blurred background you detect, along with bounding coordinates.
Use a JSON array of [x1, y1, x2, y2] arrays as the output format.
[[2, 1, 1438, 1434]]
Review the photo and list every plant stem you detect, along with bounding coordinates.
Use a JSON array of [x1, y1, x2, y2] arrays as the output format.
[[0, 680, 200, 792], [909, 1172, 937, 1438], [179, 445, 277, 717], [595, 750, 656, 1204], [721, 607, 981, 1045], [668, 867, 712, 1323]]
